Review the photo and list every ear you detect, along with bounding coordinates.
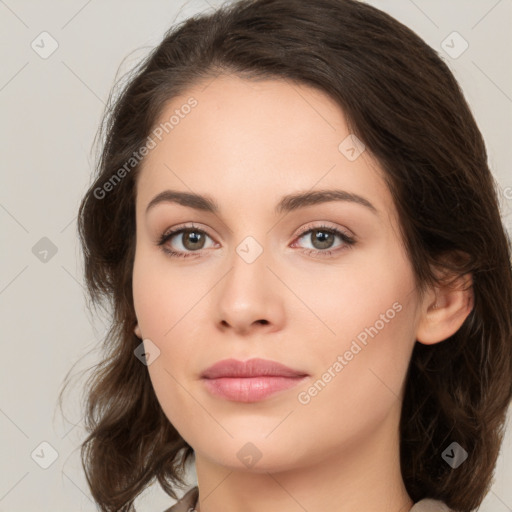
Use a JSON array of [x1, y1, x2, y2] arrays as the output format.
[[134, 323, 142, 339], [416, 270, 474, 345]]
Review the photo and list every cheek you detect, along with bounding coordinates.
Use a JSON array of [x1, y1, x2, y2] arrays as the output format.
[[132, 247, 199, 338], [291, 280, 418, 454], [132, 251, 206, 432], [302, 240, 417, 352], [304, 240, 419, 402]]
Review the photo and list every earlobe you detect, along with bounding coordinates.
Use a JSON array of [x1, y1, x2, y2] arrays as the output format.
[[134, 323, 142, 338], [416, 273, 473, 345]]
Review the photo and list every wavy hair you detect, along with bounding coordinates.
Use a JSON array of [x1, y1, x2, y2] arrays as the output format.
[[65, 0, 512, 510]]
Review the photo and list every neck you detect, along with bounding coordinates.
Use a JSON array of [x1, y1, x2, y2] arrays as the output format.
[[193, 401, 413, 512]]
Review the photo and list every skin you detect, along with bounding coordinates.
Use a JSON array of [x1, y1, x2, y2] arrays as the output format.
[[132, 74, 473, 512]]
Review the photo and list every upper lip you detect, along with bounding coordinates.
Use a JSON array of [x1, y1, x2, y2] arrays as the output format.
[[201, 358, 308, 379]]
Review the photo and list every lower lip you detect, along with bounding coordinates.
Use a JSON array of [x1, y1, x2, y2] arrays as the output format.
[[202, 376, 308, 402]]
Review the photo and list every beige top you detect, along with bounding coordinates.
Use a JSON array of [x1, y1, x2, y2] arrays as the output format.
[[163, 486, 453, 511]]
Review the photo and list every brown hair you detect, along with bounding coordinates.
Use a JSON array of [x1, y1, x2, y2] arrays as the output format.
[[66, 0, 512, 510]]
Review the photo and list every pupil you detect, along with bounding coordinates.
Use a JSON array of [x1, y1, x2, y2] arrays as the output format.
[[313, 229, 333, 249], [184, 230, 204, 249]]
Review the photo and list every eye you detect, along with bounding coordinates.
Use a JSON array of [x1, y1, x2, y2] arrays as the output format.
[[157, 222, 356, 259], [157, 223, 216, 258], [291, 223, 356, 258]]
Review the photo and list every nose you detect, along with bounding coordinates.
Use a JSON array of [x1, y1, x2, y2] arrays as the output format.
[[214, 244, 285, 336]]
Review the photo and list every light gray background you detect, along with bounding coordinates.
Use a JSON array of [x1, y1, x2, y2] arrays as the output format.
[[1, 0, 511, 511]]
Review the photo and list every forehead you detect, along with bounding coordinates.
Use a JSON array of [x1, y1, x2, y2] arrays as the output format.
[[154, 73, 349, 153], [135, 74, 393, 220]]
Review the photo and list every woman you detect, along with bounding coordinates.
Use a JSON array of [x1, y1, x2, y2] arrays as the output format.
[[73, 0, 512, 510]]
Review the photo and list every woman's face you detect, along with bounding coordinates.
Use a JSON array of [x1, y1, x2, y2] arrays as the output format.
[[132, 74, 426, 472]]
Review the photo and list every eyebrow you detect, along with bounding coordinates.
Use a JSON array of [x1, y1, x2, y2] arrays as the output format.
[[145, 189, 378, 216]]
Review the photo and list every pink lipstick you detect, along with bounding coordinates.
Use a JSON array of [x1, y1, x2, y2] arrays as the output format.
[[200, 358, 309, 402]]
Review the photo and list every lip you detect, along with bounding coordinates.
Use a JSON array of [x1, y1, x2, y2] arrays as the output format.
[[200, 358, 309, 403], [201, 358, 307, 379]]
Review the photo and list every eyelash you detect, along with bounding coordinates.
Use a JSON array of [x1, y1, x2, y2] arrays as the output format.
[[156, 222, 356, 259]]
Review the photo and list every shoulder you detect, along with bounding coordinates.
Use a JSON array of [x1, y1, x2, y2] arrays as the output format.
[[410, 498, 453, 511], [162, 486, 199, 512]]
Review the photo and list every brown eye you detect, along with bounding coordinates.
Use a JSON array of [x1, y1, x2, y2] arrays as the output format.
[[157, 225, 215, 258], [292, 224, 356, 258], [180, 229, 207, 251], [308, 228, 336, 250]]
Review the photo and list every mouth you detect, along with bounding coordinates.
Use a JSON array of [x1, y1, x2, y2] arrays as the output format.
[[200, 358, 309, 403]]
